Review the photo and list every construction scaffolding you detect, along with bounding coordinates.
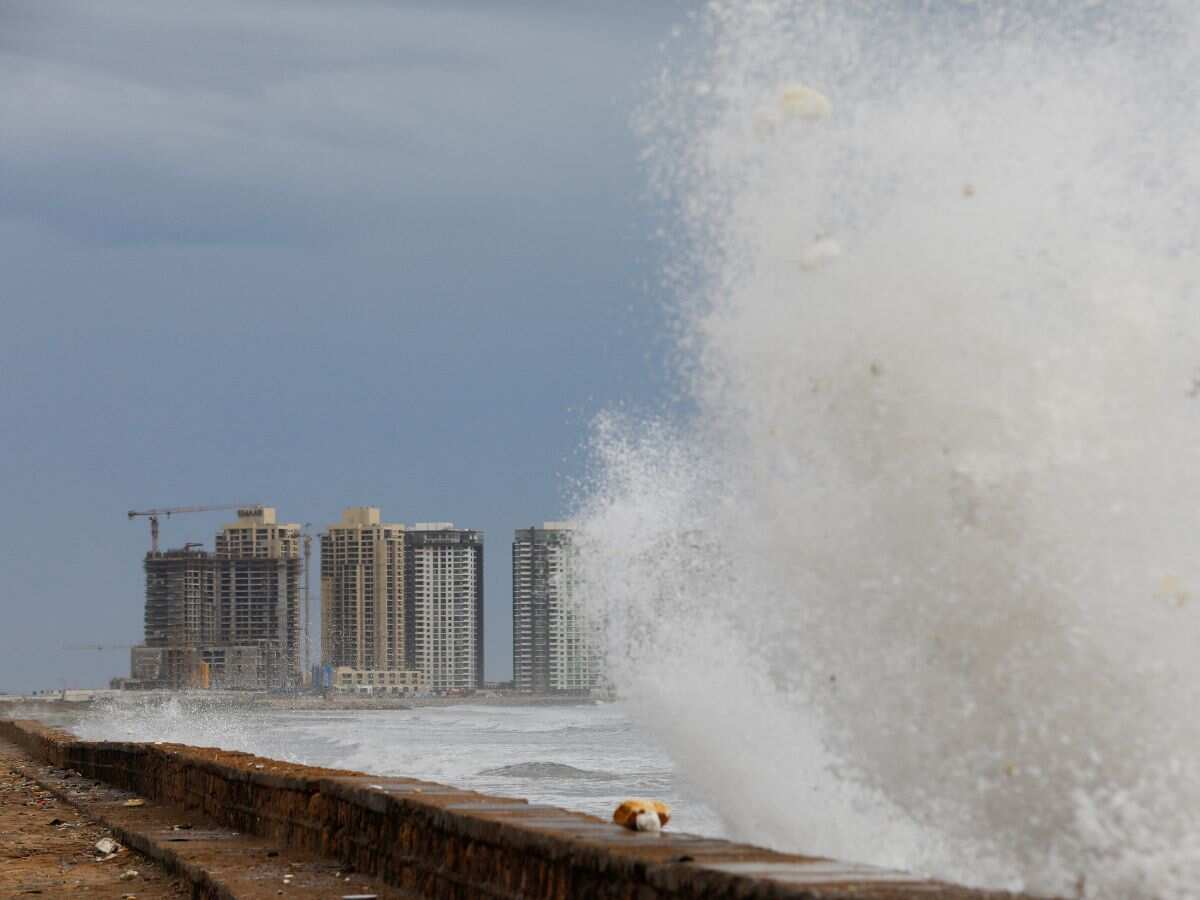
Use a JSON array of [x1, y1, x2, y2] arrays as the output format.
[[127, 507, 302, 691]]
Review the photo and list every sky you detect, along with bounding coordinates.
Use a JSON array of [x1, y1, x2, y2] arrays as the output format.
[[0, 0, 691, 692]]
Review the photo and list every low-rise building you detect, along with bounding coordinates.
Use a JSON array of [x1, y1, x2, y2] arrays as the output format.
[[199, 645, 270, 691], [332, 667, 425, 696], [129, 645, 209, 690]]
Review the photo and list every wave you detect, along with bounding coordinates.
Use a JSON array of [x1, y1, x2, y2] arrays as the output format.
[[478, 761, 621, 781], [576, 1, 1200, 897]]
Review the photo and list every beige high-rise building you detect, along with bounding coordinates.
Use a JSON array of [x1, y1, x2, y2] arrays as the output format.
[[212, 507, 303, 688], [320, 508, 407, 672]]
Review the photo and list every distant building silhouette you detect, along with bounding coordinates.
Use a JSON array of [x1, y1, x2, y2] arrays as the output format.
[[512, 523, 598, 694]]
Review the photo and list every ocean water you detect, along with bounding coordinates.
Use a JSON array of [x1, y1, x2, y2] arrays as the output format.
[[63, 698, 724, 836]]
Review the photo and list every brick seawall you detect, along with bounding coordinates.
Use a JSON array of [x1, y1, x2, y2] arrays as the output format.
[[0, 718, 1042, 899]]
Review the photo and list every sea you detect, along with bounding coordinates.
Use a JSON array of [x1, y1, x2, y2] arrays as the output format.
[[49, 697, 725, 838]]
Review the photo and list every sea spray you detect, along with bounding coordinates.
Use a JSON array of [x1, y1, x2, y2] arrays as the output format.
[[574, 2, 1200, 896]]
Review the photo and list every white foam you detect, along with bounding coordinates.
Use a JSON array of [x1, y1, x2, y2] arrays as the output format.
[[577, 2, 1200, 897]]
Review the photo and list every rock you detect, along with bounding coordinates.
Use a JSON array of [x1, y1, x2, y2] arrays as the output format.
[[122, 798, 145, 807], [119, 869, 139, 881]]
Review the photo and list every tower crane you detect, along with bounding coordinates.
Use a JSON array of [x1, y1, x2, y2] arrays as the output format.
[[127, 504, 260, 553]]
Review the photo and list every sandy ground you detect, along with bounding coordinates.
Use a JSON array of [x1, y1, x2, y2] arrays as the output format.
[[0, 744, 188, 898]]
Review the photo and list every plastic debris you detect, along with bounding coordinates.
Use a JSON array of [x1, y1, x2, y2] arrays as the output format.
[[95, 837, 121, 856], [612, 798, 671, 832], [120, 869, 139, 881], [123, 798, 145, 807]]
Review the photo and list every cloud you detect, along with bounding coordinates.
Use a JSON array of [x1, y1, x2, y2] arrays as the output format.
[[0, 1, 682, 691], [0, 0, 678, 246]]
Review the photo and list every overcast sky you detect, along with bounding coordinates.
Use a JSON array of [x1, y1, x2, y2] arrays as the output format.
[[0, 0, 690, 691]]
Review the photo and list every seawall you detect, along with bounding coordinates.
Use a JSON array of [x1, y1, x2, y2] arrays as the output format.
[[0, 718, 1041, 899]]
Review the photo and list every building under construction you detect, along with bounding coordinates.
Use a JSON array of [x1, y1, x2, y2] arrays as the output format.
[[213, 507, 303, 689], [133, 545, 216, 690], [144, 545, 214, 649], [127, 507, 304, 691]]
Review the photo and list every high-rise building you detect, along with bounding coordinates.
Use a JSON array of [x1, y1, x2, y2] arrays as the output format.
[[142, 547, 215, 649], [512, 523, 598, 694], [212, 507, 303, 689], [320, 507, 407, 671], [405, 524, 484, 693], [126, 506, 303, 692], [133, 547, 216, 689]]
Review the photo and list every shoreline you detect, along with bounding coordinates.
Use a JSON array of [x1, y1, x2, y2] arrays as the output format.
[[0, 690, 610, 715]]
